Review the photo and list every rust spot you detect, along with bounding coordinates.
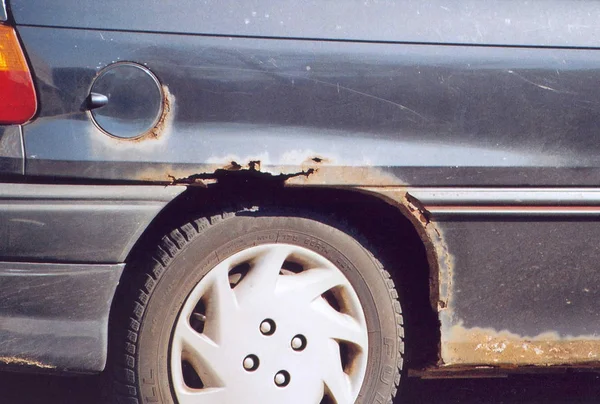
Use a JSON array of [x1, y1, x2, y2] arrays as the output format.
[[167, 174, 207, 187], [443, 324, 600, 366], [284, 166, 400, 186], [148, 85, 172, 139], [119, 84, 174, 143], [224, 161, 243, 171], [0, 356, 56, 369], [248, 160, 261, 171], [406, 193, 432, 224], [304, 156, 332, 164]]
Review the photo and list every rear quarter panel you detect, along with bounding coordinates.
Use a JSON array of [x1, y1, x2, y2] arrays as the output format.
[[10, 0, 600, 369]]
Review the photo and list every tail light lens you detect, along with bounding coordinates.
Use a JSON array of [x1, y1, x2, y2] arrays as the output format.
[[0, 24, 37, 124]]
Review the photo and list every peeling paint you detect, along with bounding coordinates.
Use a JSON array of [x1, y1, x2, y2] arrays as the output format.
[[206, 153, 271, 166], [443, 323, 600, 366], [204, 150, 339, 168], [285, 166, 401, 186], [0, 356, 56, 369]]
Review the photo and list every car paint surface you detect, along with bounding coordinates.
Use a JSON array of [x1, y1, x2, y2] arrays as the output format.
[[12, 26, 600, 187]]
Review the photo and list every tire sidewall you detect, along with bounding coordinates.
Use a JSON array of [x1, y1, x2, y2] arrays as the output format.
[[136, 213, 401, 403]]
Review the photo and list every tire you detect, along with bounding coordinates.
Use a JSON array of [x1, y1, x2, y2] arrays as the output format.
[[109, 208, 404, 404]]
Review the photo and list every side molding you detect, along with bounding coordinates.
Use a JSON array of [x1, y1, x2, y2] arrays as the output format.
[[408, 188, 600, 218], [0, 183, 185, 262]]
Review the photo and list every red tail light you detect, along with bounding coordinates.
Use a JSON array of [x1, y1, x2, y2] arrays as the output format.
[[0, 24, 37, 124]]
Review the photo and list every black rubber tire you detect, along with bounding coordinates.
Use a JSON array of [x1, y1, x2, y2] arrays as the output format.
[[109, 208, 404, 404]]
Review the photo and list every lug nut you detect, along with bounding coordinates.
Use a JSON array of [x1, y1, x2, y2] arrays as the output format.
[[274, 370, 291, 387], [243, 354, 259, 371], [291, 334, 307, 351], [243, 357, 254, 370], [260, 319, 276, 336]]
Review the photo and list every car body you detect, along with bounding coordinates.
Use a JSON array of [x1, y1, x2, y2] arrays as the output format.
[[3, 0, 600, 402]]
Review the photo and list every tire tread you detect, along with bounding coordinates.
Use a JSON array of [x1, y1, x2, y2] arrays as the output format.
[[109, 212, 234, 404]]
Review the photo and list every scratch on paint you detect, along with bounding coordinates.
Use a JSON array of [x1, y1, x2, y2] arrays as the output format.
[[308, 77, 427, 120], [507, 70, 574, 94]]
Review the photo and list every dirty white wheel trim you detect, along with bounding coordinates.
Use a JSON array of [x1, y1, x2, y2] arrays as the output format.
[[171, 244, 369, 404]]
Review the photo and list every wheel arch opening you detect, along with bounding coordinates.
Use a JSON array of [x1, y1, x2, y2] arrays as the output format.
[[112, 183, 441, 371]]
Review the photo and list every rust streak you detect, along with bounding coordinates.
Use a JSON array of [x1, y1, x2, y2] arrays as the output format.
[[0, 356, 56, 369]]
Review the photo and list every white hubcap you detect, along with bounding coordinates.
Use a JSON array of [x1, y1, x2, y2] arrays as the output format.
[[170, 244, 369, 404]]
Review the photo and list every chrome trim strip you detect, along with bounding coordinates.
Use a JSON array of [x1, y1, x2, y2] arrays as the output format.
[[0, 0, 6, 21], [407, 188, 600, 206], [407, 188, 600, 217], [428, 206, 600, 217]]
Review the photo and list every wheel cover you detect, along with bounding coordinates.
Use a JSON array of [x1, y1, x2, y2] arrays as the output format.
[[170, 243, 369, 404]]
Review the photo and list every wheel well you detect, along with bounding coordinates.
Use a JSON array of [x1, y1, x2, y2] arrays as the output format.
[[120, 184, 440, 369]]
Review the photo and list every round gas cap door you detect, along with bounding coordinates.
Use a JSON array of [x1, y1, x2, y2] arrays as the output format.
[[90, 63, 163, 139]]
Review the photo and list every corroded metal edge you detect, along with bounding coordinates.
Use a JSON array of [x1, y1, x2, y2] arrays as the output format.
[[406, 187, 600, 368], [442, 324, 600, 367], [358, 187, 454, 321]]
